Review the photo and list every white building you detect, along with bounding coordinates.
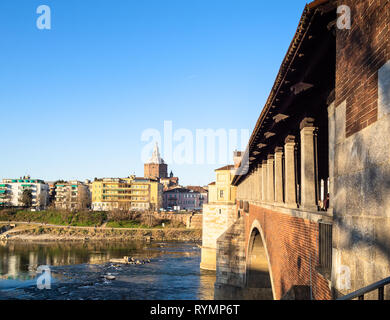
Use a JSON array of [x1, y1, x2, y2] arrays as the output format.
[[0, 176, 49, 209]]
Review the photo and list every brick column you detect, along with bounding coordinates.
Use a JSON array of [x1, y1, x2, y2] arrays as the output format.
[[284, 135, 298, 208], [261, 160, 267, 202], [267, 155, 275, 203], [274, 147, 284, 205], [300, 118, 318, 211]]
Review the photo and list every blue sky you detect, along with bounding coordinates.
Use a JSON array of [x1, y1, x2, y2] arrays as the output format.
[[1, 0, 309, 186]]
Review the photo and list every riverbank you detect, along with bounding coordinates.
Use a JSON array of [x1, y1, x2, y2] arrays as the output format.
[[0, 209, 202, 230], [0, 223, 202, 242]]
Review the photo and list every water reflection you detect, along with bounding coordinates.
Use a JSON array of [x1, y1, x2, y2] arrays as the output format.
[[0, 241, 215, 300]]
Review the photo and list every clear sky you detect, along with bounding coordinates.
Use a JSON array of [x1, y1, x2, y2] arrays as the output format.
[[1, 0, 309, 186]]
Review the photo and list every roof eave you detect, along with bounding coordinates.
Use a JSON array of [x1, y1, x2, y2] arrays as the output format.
[[231, 0, 335, 186]]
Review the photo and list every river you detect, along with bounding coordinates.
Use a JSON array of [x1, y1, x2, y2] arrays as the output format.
[[0, 240, 215, 300]]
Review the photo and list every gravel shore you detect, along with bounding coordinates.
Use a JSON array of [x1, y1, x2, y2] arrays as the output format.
[[1, 223, 202, 242]]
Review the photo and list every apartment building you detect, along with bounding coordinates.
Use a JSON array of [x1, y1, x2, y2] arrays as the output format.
[[54, 180, 91, 210], [0, 176, 49, 209], [163, 186, 207, 211], [91, 176, 163, 211], [186, 186, 208, 206]]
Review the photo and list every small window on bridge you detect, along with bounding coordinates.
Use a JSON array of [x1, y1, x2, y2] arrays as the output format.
[[244, 201, 249, 213], [318, 222, 332, 277]]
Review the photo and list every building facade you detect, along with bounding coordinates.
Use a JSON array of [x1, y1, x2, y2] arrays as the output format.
[[200, 161, 239, 271], [0, 177, 49, 209], [186, 186, 208, 205], [163, 186, 206, 211], [91, 176, 163, 212], [160, 171, 179, 190], [54, 180, 91, 210]]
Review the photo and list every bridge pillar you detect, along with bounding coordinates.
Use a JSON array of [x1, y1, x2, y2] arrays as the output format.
[[261, 160, 267, 202], [284, 135, 298, 208], [266, 155, 275, 203], [299, 118, 318, 211], [274, 147, 284, 205], [251, 168, 256, 201], [257, 164, 262, 202], [249, 169, 253, 201]]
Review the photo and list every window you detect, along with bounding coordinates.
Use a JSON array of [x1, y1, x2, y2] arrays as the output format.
[[318, 222, 332, 278], [219, 190, 224, 198]]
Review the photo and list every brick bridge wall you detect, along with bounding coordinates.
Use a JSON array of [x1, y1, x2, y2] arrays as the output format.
[[336, 0, 390, 137], [245, 204, 332, 300], [214, 203, 332, 300]]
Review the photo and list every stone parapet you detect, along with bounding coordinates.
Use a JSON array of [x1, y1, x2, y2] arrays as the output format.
[[214, 217, 246, 293]]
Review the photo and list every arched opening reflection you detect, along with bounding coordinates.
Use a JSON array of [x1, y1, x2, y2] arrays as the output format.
[[246, 228, 273, 299]]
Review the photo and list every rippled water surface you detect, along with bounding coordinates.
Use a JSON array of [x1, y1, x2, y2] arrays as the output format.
[[0, 241, 215, 300]]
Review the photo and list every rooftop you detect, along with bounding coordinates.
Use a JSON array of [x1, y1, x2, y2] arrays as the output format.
[[164, 187, 200, 194], [215, 165, 235, 171], [186, 186, 208, 193], [232, 0, 336, 185]]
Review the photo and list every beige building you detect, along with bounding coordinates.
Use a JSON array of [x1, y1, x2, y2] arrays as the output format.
[[200, 152, 241, 271], [207, 165, 237, 203], [91, 176, 163, 212], [160, 171, 179, 191]]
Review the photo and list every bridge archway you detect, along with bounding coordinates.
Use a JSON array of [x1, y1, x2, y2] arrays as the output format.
[[246, 220, 275, 300]]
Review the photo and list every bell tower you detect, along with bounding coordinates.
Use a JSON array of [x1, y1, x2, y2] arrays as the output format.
[[144, 143, 168, 179]]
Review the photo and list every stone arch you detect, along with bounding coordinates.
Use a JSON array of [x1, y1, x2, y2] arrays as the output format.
[[246, 219, 275, 300]]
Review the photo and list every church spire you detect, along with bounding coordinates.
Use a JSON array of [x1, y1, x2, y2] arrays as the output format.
[[148, 142, 163, 164]]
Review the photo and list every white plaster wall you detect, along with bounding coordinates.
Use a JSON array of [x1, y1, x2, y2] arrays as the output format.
[[379, 60, 390, 119], [331, 60, 390, 297]]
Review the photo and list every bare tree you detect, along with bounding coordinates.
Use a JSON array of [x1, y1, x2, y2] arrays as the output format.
[[35, 191, 46, 209], [20, 189, 33, 208], [64, 186, 73, 211], [76, 185, 91, 210]]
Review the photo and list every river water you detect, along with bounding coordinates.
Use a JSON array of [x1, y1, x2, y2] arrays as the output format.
[[0, 241, 215, 300]]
